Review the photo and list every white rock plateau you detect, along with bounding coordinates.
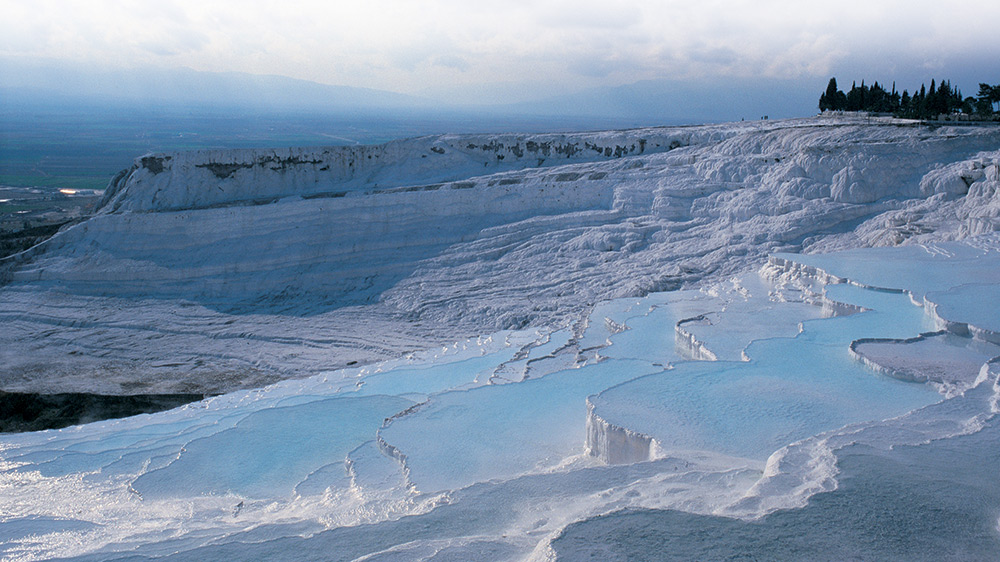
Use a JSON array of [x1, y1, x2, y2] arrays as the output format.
[[2, 115, 1000, 561], [2, 115, 998, 395]]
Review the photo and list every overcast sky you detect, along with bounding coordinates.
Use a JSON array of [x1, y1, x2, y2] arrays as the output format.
[[3, 0, 999, 104]]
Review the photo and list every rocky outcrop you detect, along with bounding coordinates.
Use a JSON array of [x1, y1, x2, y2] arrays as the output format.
[[585, 398, 660, 464]]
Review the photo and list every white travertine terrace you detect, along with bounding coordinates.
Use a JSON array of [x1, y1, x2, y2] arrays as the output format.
[[2, 116, 1000, 560]]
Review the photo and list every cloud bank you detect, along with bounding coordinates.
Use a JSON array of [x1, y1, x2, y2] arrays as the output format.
[[2, 0, 998, 104]]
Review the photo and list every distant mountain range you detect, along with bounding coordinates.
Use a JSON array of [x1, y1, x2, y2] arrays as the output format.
[[514, 77, 820, 123], [0, 58, 821, 124], [0, 59, 435, 113]]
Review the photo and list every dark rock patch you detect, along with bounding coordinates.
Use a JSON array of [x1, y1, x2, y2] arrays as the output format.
[[140, 156, 170, 175], [196, 162, 254, 179], [0, 391, 207, 433]]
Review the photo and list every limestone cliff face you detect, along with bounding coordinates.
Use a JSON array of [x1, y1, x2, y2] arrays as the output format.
[[97, 131, 700, 214], [13, 128, 712, 312]]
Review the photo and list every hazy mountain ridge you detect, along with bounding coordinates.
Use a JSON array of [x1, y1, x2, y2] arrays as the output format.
[[1, 59, 819, 123], [510, 76, 820, 122], [0, 59, 434, 112]]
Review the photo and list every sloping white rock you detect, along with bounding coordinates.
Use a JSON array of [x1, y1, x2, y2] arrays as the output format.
[[2, 116, 999, 394]]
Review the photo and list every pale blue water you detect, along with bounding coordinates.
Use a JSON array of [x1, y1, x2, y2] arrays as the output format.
[[591, 283, 942, 460], [2, 240, 997, 561]]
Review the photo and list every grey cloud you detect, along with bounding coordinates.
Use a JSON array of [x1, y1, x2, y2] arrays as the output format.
[[139, 27, 210, 57], [433, 54, 470, 72], [388, 35, 465, 72], [687, 46, 738, 66], [566, 56, 639, 78], [536, 2, 641, 30]]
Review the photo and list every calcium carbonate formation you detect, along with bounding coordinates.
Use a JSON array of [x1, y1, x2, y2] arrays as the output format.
[[1, 115, 999, 561]]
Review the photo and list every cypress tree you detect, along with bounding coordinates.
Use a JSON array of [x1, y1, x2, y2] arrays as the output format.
[[935, 79, 951, 115], [846, 81, 861, 111], [818, 77, 848, 111], [820, 77, 838, 111], [835, 87, 847, 110]]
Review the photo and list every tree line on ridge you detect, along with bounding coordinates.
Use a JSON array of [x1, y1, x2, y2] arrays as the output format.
[[819, 77, 1000, 120]]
